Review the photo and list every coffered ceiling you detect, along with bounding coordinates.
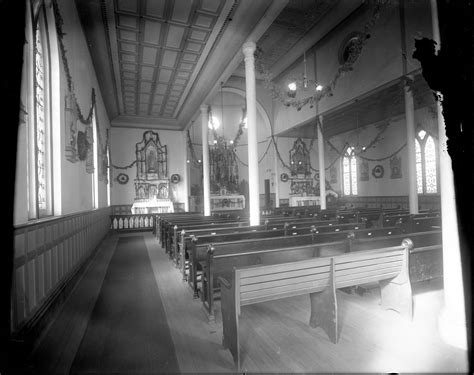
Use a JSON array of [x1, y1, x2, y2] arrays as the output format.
[[76, 0, 286, 130], [113, 0, 225, 120], [75, 0, 362, 131]]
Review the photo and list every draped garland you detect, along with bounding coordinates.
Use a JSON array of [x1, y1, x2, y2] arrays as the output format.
[[255, 0, 390, 111], [52, 0, 109, 179]]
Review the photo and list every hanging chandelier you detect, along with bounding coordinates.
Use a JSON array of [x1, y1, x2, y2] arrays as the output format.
[[286, 51, 324, 98]]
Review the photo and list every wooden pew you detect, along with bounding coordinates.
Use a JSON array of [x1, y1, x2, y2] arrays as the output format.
[[218, 240, 413, 371], [161, 216, 243, 249], [382, 210, 440, 227], [203, 240, 348, 320], [175, 219, 340, 267], [187, 225, 398, 298], [200, 228, 438, 320], [157, 211, 247, 245]]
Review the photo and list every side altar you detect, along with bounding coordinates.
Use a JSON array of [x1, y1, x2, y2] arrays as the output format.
[[131, 131, 174, 214]]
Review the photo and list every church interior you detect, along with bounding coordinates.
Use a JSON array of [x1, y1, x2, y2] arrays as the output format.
[[4, 0, 472, 373]]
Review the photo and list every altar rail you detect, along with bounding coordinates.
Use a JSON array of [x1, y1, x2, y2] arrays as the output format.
[[11, 207, 112, 338], [110, 214, 155, 231]]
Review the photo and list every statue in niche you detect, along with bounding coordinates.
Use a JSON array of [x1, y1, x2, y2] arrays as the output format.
[[149, 185, 158, 199], [158, 183, 168, 199], [289, 138, 311, 176], [137, 185, 146, 198], [146, 147, 158, 173]]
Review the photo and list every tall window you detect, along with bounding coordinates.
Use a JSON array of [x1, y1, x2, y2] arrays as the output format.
[[92, 108, 99, 208], [415, 129, 438, 194], [106, 147, 111, 206], [343, 146, 358, 196], [31, 4, 52, 218]]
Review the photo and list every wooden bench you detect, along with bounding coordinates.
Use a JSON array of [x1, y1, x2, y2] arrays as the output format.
[[382, 211, 439, 227], [186, 225, 399, 298], [185, 223, 367, 290], [160, 216, 244, 249], [203, 240, 348, 320], [201, 228, 438, 320], [175, 219, 340, 267], [218, 240, 414, 370]]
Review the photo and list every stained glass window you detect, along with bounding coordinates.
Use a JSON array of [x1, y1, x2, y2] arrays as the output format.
[[425, 136, 437, 193], [35, 21, 47, 210], [343, 146, 358, 195], [415, 130, 438, 194], [415, 140, 423, 194], [30, 4, 52, 218]]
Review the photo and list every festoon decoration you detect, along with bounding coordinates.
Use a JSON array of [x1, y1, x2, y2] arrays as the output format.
[[52, 0, 108, 180]]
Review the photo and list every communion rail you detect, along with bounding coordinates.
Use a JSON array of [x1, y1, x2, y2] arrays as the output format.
[[110, 214, 155, 231]]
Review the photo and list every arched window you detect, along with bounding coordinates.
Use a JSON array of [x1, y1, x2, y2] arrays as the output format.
[[30, 2, 52, 218], [415, 129, 438, 194], [342, 146, 358, 196]]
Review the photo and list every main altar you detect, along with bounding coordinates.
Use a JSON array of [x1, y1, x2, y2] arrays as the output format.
[[131, 131, 174, 214]]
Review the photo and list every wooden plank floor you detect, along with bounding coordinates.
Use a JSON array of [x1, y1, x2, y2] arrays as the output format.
[[144, 232, 469, 373], [31, 232, 469, 373]]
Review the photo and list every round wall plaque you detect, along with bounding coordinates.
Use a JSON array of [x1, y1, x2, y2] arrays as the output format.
[[171, 174, 181, 184], [117, 173, 129, 184], [280, 173, 289, 182]]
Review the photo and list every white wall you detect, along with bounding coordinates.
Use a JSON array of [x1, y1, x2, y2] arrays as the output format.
[[14, 0, 111, 225]]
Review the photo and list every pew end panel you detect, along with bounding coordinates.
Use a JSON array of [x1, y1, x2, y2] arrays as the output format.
[[218, 275, 240, 370], [309, 258, 338, 343]]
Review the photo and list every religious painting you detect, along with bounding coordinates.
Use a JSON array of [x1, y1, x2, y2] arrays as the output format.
[[390, 155, 402, 179], [209, 141, 239, 194], [359, 160, 369, 181], [330, 165, 337, 183], [77, 130, 89, 161]]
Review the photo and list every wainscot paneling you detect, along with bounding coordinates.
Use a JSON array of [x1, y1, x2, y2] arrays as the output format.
[[11, 207, 112, 342]]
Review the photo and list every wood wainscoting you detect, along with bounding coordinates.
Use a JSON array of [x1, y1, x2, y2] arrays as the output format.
[[11, 207, 112, 345]]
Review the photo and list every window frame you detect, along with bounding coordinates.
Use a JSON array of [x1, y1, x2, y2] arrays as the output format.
[[415, 129, 439, 195], [342, 146, 358, 196], [30, 1, 53, 219]]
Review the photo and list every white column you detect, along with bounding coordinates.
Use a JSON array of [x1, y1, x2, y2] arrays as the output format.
[[182, 131, 190, 212], [405, 84, 419, 214], [430, 0, 467, 350], [200, 105, 211, 216], [243, 41, 260, 226], [273, 138, 280, 208], [317, 116, 326, 209]]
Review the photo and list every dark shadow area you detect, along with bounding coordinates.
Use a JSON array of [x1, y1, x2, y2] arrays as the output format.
[[412, 1, 473, 369]]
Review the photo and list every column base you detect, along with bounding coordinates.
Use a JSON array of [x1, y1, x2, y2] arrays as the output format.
[[438, 305, 468, 350]]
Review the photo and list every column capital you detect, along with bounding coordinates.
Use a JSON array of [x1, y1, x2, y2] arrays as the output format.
[[242, 41, 256, 57], [200, 104, 209, 113]]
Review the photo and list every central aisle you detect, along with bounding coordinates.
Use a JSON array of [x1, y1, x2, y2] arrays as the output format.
[[70, 235, 180, 374]]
